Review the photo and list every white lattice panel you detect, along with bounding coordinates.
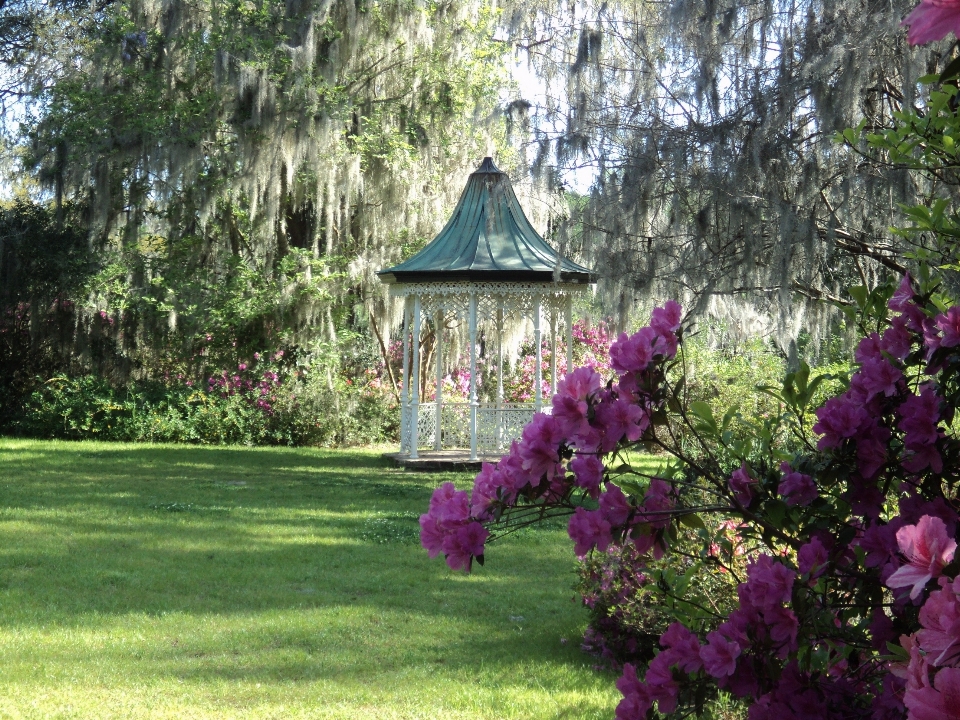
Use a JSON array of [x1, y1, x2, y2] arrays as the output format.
[[414, 402, 535, 452], [415, 403, 437, 448]]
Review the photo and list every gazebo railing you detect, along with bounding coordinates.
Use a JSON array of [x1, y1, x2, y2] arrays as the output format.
[[409, 402, 537, 453]]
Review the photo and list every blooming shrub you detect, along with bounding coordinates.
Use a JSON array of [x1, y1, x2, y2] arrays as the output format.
[[16, 349, 398, 446], [421, 278, 960, 719]]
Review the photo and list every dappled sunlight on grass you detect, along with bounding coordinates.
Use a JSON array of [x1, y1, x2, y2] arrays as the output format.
[[0, 438, 618, 718]]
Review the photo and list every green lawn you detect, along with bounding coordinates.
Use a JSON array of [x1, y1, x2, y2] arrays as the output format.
[[0, 438, 618, 719]]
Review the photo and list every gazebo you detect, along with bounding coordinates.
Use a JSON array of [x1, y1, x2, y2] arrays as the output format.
[[377, 157, 596, 461]]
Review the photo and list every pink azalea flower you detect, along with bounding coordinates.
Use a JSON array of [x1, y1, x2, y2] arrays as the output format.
[[700, 631, 741, 678], [594, 396, 648, 451], [470, 463, 503, 519], [610, 327, 659, 374], [813, 395, 870, 450], [660, 622, 703, 674], [551, 394, 590, 441], [728, 464, 756, 506], [741, 555, 795, 612], [639, 478, 675, 529], [919, 577, 960, 666], [568, 507, 613, 557], [441, 521, 489, 572], [599, 484, 632, 526], [615, 664, 653, 720], [764, 605, 799, 654], [518, 438, 560, 483], [643, 652, 679, 713], [882, 315, 914, 360], [856, 357, 903, 400], [904, 666, 960, 720], [651, 300, 682, 335], [419, 512, 446, 558], [938, 306, 960, 347], [556, 365, 603, 401], [887, 515, 957, 600], [570, 454, 604, 498], [778, 462, 818, 506], [855, 332, 884, 364], [429, 482, 470, 526], [902, 0, 960, 46], [798, 536, 828, 579]]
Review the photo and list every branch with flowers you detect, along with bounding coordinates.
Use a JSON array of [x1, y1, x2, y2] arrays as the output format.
[[421, 277, 960, 718]]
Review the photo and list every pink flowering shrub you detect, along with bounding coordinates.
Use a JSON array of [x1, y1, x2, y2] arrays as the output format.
[[421, 280, 960, 719]]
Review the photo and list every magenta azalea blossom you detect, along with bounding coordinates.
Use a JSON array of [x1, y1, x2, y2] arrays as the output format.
[[643, 652, 680, 713], [419, 513, 446, 558], [441, 521, 489, 571], [938, 306, 960, 347], [615, 664, 653, 720], [660, 622, 703, 674], [902, 0, 960, 46], [570, 454, 604, 498], [599, 484, 632, 526], [798, 536, 829, 579], [429, 481, 470, 524], [904, 666, 960, 720], [919, 577, 960, 667], [728, 464, 756, 506], [778, 462, 818, 506], [700, 631, 741, 678], [555, 365, 603, 401], [741, 555, 796, 612], [887, 515, 957, 599], [610, 326, 659, 374], [639, 478, 675, 528], [568, 507, 613, 557]]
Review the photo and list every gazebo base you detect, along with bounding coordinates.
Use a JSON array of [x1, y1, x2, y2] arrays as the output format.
[[382, 450, 501, 472]]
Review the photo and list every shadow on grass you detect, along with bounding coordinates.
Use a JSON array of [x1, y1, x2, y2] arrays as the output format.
[[0, 439, 583, 635]]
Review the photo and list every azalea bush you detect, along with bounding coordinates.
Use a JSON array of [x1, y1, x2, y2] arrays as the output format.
[[420, 274, 960, 719], [16, 348, 398, 446]]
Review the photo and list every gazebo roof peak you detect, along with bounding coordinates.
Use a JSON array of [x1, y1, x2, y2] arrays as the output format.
[[378, 157, 596, 285]]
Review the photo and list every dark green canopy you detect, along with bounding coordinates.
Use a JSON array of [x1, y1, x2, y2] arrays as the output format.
[[378, 158, 596, 285]]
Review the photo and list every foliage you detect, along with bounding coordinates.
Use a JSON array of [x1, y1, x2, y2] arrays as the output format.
[[503, 0, 930, 344], [0, 200, 97, 425], [0, 0, 522, 397], [13, 343, 398, 447]]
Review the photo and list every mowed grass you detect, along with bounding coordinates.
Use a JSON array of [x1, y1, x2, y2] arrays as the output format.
[[0, 438, 619, 719]]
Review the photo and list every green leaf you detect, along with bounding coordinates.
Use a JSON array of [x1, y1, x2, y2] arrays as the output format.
[[689, 401, 716, 427], [848, 285, 868, 309], [678, 513, 705, 530]]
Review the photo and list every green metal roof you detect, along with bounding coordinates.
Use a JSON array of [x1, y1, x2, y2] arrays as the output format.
[[378, 157, 596, 285]]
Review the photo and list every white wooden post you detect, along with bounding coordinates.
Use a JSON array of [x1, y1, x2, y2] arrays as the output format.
[[534, 296, 542, 412], [565, 293, 574, 375], [400, 296, 411, 453], [550, 305, 558, 398], [434, 309, 443, 451], [469, 293, 479, 461], [496, 305, 504, 450], [410, 295, 422, 459]]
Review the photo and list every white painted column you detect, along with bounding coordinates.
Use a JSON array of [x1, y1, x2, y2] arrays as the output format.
[[496, 306, 504, 450], [534, 296, 543, 412], [497, 307, 504, 405], [550, 306, 558, 398], [434, 310, 443, 451], [410, 295, 422, 459], [468, 293, 479, 461], [400, 296, 411, 453], [565, 294, 574, 375]]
